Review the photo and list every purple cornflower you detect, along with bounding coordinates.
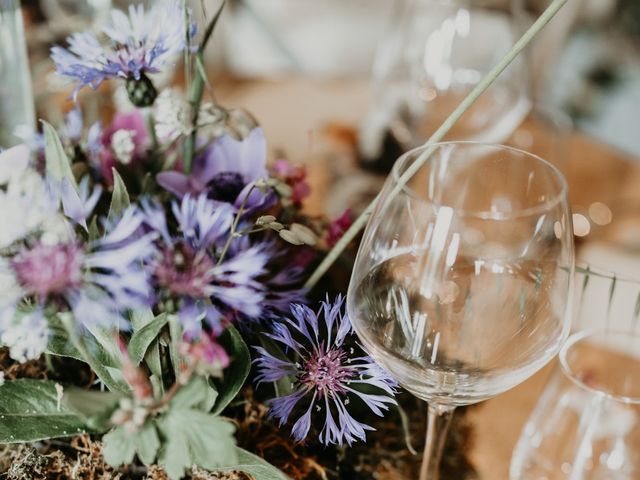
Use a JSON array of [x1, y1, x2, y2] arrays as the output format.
[[142, 194, 268, 336], [51, 2, 195, 104], [254, 296, 397, 446], [157, 128, 274, 213], [60, 177, 102, 229], [9, 207, 155, 328]]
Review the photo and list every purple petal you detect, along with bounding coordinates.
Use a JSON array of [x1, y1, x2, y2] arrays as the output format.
[[156, 171, 191, 198], [291, 402, 314, 442]]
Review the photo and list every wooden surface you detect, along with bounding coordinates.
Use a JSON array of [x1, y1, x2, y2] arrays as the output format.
[[217, 76, 640, 479]]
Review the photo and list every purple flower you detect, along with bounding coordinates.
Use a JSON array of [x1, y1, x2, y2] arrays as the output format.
[[254, 296, 397, 446], [51, 2, 195, 101], [142, 194, 268, 333], [61, 177, 102, 229], [157, 128, 274, 212], [9, 207, 155, 328]]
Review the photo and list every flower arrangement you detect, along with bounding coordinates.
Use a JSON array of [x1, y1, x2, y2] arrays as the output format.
[[0, 0, 571, 478], [0, 2, 398, 479]]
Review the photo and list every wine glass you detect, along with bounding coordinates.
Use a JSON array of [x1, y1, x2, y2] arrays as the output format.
[[510, 329, 640, 480], [366, 0, 530, 153], [346, 142, 575, 479]]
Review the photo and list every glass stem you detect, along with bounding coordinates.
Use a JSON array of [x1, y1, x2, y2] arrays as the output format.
[[419, 403, 455, 480]]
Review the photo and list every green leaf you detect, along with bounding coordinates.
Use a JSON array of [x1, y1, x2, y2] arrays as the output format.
[[62, 387, 120, 420], [46, 320, 82, 361], [171, 376, 217, 412], [103, 425, 135, 466], [103, 422, 161, 467], [137, 422, 161, 465], [217, 448, 289, 480], [128, 313, 168, 365], [42, 120, 77, 189], [131, 308, 155, 331], [108, 169, 131, 223], [88, 216, 100, 242], [157, 410, 237, 480], [606, 275, 617, 328], [168, 315, 184, 378], [211, 325, 251, 415], [199, 0, 226, 52], [54, 313, 128, 394], [0, 380, 90, 443], [146, 342, 165, 397], [65, 388, 120, 432]]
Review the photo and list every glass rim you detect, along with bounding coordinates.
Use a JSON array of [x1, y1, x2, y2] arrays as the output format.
[[391, 141, 569, 220], [559, 329, 640, 405]]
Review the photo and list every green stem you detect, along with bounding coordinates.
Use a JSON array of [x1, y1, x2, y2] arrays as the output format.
[[304, 0, 568, 290], [145, 110, 159, 153], [183, 52, 205, 175], [217, 184, 258, 264]]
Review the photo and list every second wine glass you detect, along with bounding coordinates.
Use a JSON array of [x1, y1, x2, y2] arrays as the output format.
[[347, 142, 575, 479]]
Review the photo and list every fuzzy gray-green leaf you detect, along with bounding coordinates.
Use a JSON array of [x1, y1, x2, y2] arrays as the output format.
[[128, 313, 168, 365], [217, 448, 289, 480], [43, 120, 77, 190], [211, 325, 251, 415], [171, 376, 218, 412], [0, 380, 90, 443], [108, 169, 131, 223]]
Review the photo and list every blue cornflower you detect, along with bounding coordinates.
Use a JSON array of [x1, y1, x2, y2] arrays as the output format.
[[51, 2, 195, 104], [142, 194, 268, 336], [254, 296, 397, 446], [8, 207, 155, 331]]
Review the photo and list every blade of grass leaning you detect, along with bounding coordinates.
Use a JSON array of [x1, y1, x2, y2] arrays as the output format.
[[183, 0, 226, 174], [304, 0, 568, 289]]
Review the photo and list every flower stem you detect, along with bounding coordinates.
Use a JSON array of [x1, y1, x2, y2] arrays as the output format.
[[303, 0, 568, 290], [145, 110, 159, 153], [217, 184, 258, 264]]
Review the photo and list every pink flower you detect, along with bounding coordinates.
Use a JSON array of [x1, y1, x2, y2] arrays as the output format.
[[99, 111, 150, 183], [271, 159, 311, 204], [12, 243, 84, 301], [181, 331, 230, 376], [325, 209, 353, 248]]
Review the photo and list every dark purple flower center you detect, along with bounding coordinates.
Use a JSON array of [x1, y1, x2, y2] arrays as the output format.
[[12, 243, 84, 300], [154, 241, 214, 298], [207, 172, 246, 204], [299, 347, 355, 397]]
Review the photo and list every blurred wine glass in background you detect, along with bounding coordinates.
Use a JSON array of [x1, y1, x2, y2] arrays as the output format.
[[362, 0, 531, 159], [511, 329, 640, 480], [0, 0, 35, 147]]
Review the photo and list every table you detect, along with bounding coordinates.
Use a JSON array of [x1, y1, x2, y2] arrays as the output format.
[[217, 76, 640, 479]]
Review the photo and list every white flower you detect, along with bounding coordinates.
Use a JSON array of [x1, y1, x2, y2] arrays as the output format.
[[0, 310, 49, 363], [0, 259, 23, 309], [111, 129, 136, 165], [0, 144, 30, 185], [153, 89, 192, 143], [0, 168, 55, 249]]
